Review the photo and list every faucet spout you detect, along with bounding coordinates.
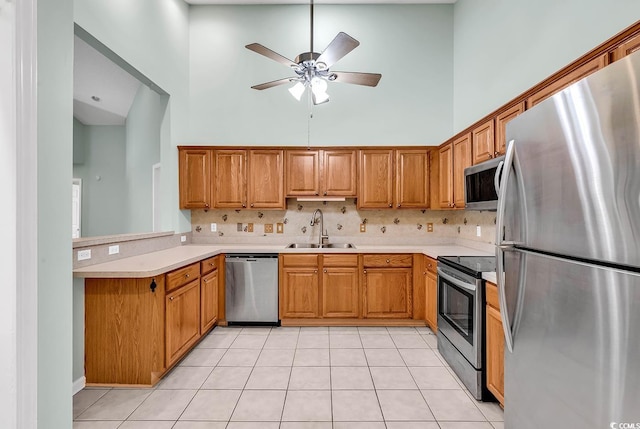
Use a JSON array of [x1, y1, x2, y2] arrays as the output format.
[[310, 209, 328, 246]]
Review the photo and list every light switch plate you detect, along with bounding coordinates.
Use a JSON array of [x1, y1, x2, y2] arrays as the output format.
[[427, 223, 434, 232], [360, 224, 366, 233], [77, 249, 91, 261], [181, 235, 187, 243], [210, 223, 217, 232], [237, 223, 243, 232], [276, 223, 284, 233], [247, 223, 254, 232], [108, 245, 119, 255], [264, 224, 273, 233], [476, 225, 482, 237]]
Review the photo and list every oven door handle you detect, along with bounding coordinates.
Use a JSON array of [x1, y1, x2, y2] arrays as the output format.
[[437, 268, 476, 293]]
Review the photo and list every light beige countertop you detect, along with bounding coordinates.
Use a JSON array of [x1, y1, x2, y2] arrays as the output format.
[[483, 272, 497, 284], [73, 243, 493, 279]]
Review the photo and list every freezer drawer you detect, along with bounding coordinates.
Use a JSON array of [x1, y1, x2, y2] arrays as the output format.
[[504, 249, 640, 428], [225, 254, 279, 324]]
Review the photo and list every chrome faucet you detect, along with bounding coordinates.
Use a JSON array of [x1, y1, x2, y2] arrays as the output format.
[[310, 209, 329, 246]]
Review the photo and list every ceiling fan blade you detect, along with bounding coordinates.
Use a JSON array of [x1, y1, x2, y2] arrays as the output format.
[[332, 71, 382, 87], [316, 32, 360, 69], [246, 43, 298, 68], [251, 78, 294, 90]]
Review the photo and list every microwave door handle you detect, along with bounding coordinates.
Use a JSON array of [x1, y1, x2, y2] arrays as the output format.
[[494, 160, 504, 195], [437, 268, 476, 293]]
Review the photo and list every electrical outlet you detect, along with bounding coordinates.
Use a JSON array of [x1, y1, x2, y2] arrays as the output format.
[[181, 235, 187, 243], [276, 223, 284, 233], [476, 225, 482, 237], [237, 223, 243, 232], [108, 245, 119, 255], [77, 249, 91, 261], [360, 224, 366, 233], [247, 223, 254, 232], [427, 223, 433, 232], [210, 223, 217, 232], [264, 224, 273, 233]]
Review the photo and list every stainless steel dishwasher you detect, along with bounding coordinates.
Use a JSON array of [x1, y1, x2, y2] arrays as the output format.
[[225, 254, 279, 325]]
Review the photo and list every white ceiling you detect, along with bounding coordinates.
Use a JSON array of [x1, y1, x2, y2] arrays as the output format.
[[73, 36, 141, 126], [186, 1, 455, 4]]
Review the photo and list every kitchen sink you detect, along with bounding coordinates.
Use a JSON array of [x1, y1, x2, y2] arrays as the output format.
[[285, 243, 356, 249]]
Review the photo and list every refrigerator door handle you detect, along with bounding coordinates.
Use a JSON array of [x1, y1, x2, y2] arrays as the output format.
[[495, 139, 515, 246], [494, 160, 504, 195], [496, 245, 515, 352]]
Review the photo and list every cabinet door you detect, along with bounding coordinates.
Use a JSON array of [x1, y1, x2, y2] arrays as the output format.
[[214, 150, 246, 208], [363, 268, 412, 318], [395, 150, 429, 209], [438, 143, 453, 209], [486, 304, 505, 406], [322, 150, 357, 197], [322, 267, 359, 318], [472, 119, 495, 165], [495, 102, 524, 156], [358, 149, 394, 209], [286, 150, 320, 196], [280, 267, 319, 318], [453, 133, 472, 209], [612, 32, 640, 62], [166, 279, 201, 366], [526, 54, 608, 108], [200, 269, 218, 333], [248, 149, 284, 209], [179, 148, 212, 209], [426, 270, 438, 331]]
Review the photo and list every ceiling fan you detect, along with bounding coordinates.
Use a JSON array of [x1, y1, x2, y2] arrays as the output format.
[[246, 0, 382, 105]]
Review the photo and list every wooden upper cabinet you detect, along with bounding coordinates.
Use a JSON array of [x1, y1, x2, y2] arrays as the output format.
[[453, 133, 472, 209], [611, 32, 640, 62], [471, 119, 495, 165], [285, 150, 320, 196], [395, 149, 429, 209], [322, 150, 357, 197], [247, 149, 285, 209], [438, 143, 454, 209], [526, 54, 608, 108], [358, 149, 394, 209], [178, 148, 212, 209], [495, 102, 525, 156], [214, 150, 246, 208]]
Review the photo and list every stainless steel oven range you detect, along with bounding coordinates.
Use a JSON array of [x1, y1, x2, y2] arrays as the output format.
[[436, 255, 496, 400]]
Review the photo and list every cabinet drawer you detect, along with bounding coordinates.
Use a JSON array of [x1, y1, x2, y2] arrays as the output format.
[[425, 257, 437, 274], [323, 254, 358, 267], [486, 281, 500, 310], [281, 254, 319, 267], [200, 256, 219, 275], [363, 254, 413, 268], [166, 263, 200, 292]]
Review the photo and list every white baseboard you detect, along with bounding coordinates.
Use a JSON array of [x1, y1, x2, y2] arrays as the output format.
[[72, 376, 86, 395]]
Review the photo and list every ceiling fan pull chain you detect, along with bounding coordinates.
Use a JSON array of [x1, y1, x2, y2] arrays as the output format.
[[310, 0, 314, 53]]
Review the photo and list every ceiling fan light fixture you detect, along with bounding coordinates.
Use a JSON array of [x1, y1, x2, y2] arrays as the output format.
[[312, 90, 330, 105], [289, 81, 306, 101]]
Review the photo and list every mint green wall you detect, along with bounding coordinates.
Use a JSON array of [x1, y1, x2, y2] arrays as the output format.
[[73, 124, 127, 236], [73, 117, 85, 164], [452, 0, 640, 133], [38, 0, 73, 425], [188, 4, 454, 146], [125, 85, 165, 233], [74, 0, 191, 234]]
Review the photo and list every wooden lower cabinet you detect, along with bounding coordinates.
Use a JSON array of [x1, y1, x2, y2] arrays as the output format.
[[485, 280, 505, 407], [280, 267, 320, 318], [425, 256, 438, 331], [322, 267, 359, 318], [165, 279, 201, 367], [363, 267, 413, 319], [200, 268, 219, 333]]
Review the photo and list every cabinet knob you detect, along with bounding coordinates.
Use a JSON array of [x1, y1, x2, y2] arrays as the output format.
[[314, 269, 318, 273], [205, 203, 209, 208], [423, 271, 426, 276], [324, 191, 327, 196], [488, 153, 493, 159], [315, 192, 319, 196], [323, 269, 327, 273], [388, 203, 392, 207], [169, 296, 174, 301], [397, 204, 401, 208], [242, 203, 246, 208], [363, 270, 367, 274], [428, 264, 432, 268], [250, 203, 254, 207], [386, 259, 390, 263], [185, 274, 190, 278], [494, 151, 499, 156]]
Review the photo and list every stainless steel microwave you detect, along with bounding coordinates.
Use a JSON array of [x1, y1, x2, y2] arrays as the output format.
[[464, 155, 505, 211]]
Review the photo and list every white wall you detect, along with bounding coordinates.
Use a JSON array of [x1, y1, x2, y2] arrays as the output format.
[[452, 0, 640, 133], [38, 0, 74, 426], [188, 4, 454, 146]]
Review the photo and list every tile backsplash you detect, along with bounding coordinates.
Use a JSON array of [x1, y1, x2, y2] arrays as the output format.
[[191, 200, 496, 246]]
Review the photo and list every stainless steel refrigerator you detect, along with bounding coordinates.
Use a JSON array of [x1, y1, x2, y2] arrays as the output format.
[[496, 51, 640, 428]]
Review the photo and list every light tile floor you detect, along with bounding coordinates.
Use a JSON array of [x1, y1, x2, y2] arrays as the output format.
[[74, 326, 504, 429]]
